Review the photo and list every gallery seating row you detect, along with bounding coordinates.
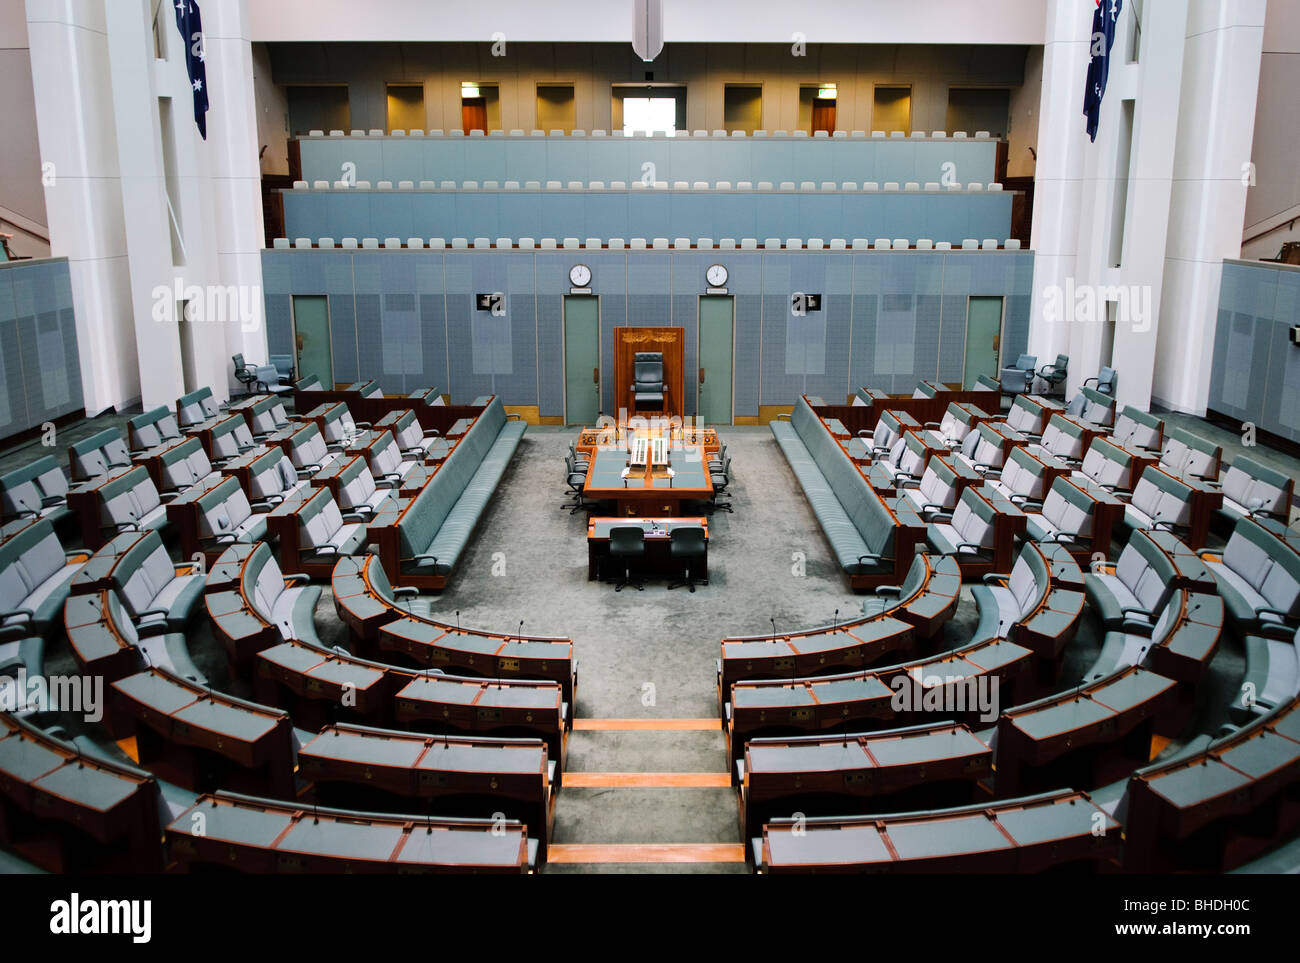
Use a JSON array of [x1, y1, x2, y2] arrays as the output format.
[[368, 397, 527, 590], [274, 234, 1025, 252], [332, 553, 578, 706], [771, 396, 926, 589]]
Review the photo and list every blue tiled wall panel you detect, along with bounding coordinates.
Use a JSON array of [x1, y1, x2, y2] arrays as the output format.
[[298, 136, 1000, 189], [260, 249, 1034, 419], [0, 257, 83, 441], [283, 189, 1014, 248], [1209, 260, 1300, 444]]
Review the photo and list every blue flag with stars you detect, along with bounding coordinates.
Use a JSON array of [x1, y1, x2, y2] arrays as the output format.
[[173, 0, 209, 139], [1083, 0, 1122, 141]]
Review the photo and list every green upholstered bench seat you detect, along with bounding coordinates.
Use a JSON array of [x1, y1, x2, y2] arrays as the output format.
[[395, 397, 526, 578], [770, 397, 901, 578]]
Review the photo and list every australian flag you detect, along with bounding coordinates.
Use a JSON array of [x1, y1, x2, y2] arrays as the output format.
[[1083, 0, 1122, 142], [173, 0, 209, 139]]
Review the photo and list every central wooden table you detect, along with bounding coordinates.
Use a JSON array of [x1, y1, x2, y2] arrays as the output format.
[[583, 445, 713, 516]]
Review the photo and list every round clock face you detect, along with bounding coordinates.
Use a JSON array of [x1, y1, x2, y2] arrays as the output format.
[[706, 263, 728, 287], [569, 264, 592, 287]]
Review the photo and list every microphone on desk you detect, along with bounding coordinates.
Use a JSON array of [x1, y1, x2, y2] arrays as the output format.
[[771, 616, 777, 643], [456, 610, 460, 633], [518, 619, 525, 641], [833, 608, 839, 630]]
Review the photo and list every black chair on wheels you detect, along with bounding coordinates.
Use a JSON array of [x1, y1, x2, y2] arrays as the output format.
[[1036, 354, 1068, 395], [232, 354, 259, 396], [631, 352, 666, 413], [608, 526, 646, 591], [709, 455, 734, 514], [667, 526, 708, 592], [561, 454, 588, 514]]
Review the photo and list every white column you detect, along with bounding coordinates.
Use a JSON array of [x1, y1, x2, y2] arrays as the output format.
[[25, 0, 137, 414], [1026, 0, 1092, 385], [200, 0, 268, 404], [1099, 0, 1189, 411], [1153, 0, 1266, 413], [104, 0, 186, 412]]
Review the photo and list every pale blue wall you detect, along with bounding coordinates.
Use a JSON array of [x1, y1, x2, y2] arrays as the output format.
[[1210, 260, 1300, 443], [262, 248, 1033, 419], [0, 257, 83, 440]]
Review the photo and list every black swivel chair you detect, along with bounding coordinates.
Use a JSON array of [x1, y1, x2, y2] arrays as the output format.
[[561, 454, 588, 514], [707, 443, 728, 473], [667, 526, 708, 592], [631, 352, 666, 412], [608, 526, 646, 591], [709, 455, 734, 514], [232, 353, 259, 396], [1036, 354, 1068, 395]]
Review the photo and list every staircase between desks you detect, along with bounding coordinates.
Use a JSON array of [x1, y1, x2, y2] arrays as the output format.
[[545, 718, 747, 872]]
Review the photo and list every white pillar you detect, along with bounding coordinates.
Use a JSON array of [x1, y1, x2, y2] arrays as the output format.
[[25, 0, 138, 415], [1152, 0, 1266, 413], [104, 0, 186, 412], [1026, 0, 1093, 384], [199, 0, 268, 404]]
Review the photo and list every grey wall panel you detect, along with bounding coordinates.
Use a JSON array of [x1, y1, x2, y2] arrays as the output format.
[[283, 187, 1015, 248], [298, 135, 1000, 189], [1209, 261, 1300, 443], [261, 248, 1035, 421], [326, 294, 359, 384], [0, 258, 83, 441]]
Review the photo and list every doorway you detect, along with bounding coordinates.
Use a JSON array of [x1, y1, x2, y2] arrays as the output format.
[[962, 296, 1004, 389], [292, 295, 333, 389], [564, 296, 600, 425], [697, 296, 734, 425]]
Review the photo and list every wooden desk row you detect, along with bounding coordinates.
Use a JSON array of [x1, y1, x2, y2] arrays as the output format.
[[298, 723, 554, 859], [755, 788, 1120, 873], [0, 713, 162, 872], [252, 638, 569, 770], [167, 791, 533, 873], [332, 553, 578, 706]]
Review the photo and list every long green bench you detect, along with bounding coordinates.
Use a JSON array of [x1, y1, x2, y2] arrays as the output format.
[[771, 396, 922, 589], [374, 397, 525, 588]]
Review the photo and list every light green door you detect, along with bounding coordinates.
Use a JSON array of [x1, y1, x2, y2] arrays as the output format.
[[292, 295, 333, 389], [963, 296, 1004, 389], [698, 296, 734, 425], [564, 296, 600, 425]]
